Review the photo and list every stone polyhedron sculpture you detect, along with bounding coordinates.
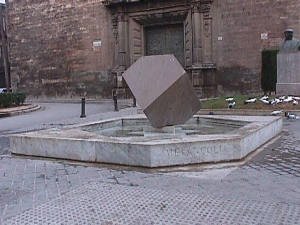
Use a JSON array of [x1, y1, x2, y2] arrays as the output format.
[[123, 55, 201, 128]]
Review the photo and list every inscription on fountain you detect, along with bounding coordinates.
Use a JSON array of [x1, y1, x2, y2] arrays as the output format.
[[123, 55, 201, 128], [165, 145, 232, 157]]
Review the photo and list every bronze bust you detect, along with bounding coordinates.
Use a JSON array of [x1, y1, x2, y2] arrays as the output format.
[[279, 29, 300, 52]]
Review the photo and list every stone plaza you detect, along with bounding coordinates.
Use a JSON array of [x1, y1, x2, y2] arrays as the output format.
[[0, 102, 300, 224], [1, 1, 300, 224]]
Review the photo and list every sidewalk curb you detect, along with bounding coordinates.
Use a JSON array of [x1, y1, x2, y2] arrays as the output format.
[[137, 108, 300, 117], [196, 109, 300, 116], [0, 104, 41, 118]]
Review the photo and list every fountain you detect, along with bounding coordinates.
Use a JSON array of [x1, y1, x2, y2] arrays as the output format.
[[10, 55, 282, 167]]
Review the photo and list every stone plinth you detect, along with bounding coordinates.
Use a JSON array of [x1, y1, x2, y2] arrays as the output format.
[[122, 55, 201, 128], [276, 52, 300, 95]]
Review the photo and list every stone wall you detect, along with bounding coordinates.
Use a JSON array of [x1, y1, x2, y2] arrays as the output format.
[[8, 0, 114, 98], [7, 0, 300, 98]]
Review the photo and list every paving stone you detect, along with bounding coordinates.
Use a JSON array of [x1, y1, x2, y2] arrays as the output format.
[[3, 182, 300, 225]]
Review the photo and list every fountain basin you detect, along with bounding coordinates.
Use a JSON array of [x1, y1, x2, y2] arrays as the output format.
[[10, 115, 282, 167]]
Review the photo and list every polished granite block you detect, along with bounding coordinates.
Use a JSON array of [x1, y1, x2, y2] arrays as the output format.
[[123, 55, 201, 128]]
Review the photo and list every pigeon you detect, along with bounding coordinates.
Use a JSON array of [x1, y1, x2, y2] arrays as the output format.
[[293, 100, 299, 105], [260, 99, 269, 104], [275, 98, 283, 104], [244, 98, 257, 104], [285, 112, 299, 119], [283, 96, 293, 103], [292, 96, 300, 101], [269, 99, 277, 105], [228, 101, 236, 108], [226, 97, 234, 102], [279, 96, 286, 100], [260, 95, 269, 101], [270, 110, 282, 116]]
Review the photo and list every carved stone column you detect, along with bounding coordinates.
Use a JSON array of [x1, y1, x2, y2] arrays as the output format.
[[200, 0, 213, 65], [192, 0, 216, 98], [117, 11, 127, 70], [111, 8, 129, 92], [111, 13, 119, 68], [191, 1, 202, 66]]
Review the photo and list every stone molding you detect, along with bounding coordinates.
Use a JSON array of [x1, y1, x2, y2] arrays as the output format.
[[102, 0, 141, 6]]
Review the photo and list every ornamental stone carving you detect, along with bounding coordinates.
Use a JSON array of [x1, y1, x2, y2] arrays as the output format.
[[111, 14, 118, 43]]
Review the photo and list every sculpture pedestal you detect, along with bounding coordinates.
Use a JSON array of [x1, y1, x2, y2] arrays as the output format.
[[276, 52, 300, 95]]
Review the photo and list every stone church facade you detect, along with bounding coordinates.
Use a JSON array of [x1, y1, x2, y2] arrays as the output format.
[[7, 0, 300, 98]]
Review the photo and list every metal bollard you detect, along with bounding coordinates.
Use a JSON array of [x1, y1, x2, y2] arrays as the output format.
[[113, 91, 119, 111], [133, 96, 137, 107], [80, 98, 86, 118]]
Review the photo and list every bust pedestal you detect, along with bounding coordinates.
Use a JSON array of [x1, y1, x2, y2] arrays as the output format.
[[276, 52, 300, 95]]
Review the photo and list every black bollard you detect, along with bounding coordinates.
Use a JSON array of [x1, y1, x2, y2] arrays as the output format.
[[113, 91, 119, 111], [133, 96, 137, 107], [80, 98, 86, 118]]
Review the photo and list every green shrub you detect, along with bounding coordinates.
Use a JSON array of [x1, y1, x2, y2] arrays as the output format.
[[0, 92, 26, 108], [14, 92, 26, 106], [0, 93, 13, 108], [261, 49, 279, 94]]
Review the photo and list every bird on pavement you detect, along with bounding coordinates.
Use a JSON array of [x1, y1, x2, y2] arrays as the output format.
[[270, 110, 282, 116], [285, 112, 299, 119]]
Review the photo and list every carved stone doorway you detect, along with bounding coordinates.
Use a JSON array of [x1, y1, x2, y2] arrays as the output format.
[[145, 24, 184, 65]]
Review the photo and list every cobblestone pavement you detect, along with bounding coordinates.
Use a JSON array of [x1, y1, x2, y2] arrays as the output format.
[[0, 110, 300, 224]]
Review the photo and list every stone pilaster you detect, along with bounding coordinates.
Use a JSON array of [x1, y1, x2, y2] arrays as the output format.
[[191, 1, 202, 66], [117, 11, 128, 69], [200, 0, 213, 65], [111, 8, 130, 92]]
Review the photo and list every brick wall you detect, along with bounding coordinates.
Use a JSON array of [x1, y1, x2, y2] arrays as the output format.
[[8, 0, 114, 98], [212, 0, 299, 95], [7, 0, 300, 98]]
